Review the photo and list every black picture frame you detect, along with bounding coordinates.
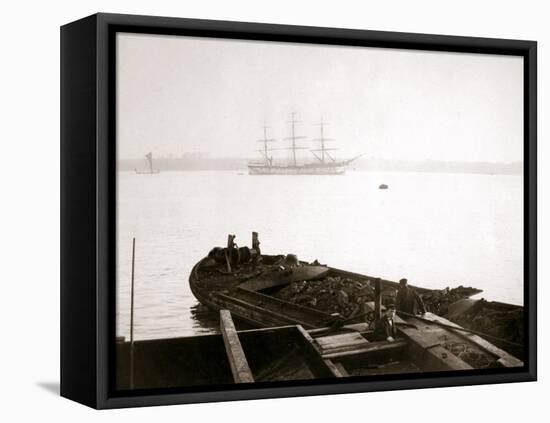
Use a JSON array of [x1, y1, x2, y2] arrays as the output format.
[[60, 12, 537, 409]]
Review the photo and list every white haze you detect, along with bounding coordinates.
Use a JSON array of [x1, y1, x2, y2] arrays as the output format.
[[116, 33, 523, 164]]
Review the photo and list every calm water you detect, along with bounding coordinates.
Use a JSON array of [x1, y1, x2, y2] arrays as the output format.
[[116, 170, 523, 340]]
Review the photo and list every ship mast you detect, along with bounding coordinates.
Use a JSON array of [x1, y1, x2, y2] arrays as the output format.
[[284, 112, 307, 167], [311, 118, 338, 163], [256, 124, 277, 166]]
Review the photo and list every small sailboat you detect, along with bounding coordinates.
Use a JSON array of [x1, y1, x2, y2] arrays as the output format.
[[135, 152, 160, 174]]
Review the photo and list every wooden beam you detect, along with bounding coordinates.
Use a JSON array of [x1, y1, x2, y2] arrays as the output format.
[[321, 340, 407, 359], [331, 361, 350, 377], [396, 315, 473, 371], [421, 312, 523, 367], [214, 292, 315, 328], [295, 325, 339, 378], [252, 231, 260, 249], [323, 359, 348, 377], [374, 278, 382, 321], [219, 310, 254, 383], [309, 323, 371, 337], [315, 332, 370, 355]]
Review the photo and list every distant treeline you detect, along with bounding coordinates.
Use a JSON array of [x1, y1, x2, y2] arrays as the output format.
[[119, 155, 523, 175], [119, 156, 247, 171], [352, 158, 523, 175]]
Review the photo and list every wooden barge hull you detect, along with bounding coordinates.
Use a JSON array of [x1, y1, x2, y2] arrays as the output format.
[[190, 255, 432, 329], [190, 257, 334, 329], [188, 254, 523, 374]]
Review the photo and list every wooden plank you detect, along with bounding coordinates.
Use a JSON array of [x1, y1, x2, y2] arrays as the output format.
[[212, 294, 291, 328], [319, 343, 374, 356], [421, 345, 473, 371], [234, 287, 329, 319], [323, 359, 347, 377], [399, 324, 449, 350], [224, 286, 330, 329], [215, 292, 316, 328], [322, 340, 407, 359], [235, 325, 297, 334], [421, 312, 523, 367], [315, 333, 370, 355], [295, 325, 339, 378], [219, 310, 254, 383], [395, 315, 474, 371], [296, 324, 321, 351], [332, 361, 350, 377], [309, 323, 371, 337]]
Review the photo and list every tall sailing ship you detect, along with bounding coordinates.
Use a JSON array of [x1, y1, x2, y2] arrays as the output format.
[[248, 113, 363, 175]]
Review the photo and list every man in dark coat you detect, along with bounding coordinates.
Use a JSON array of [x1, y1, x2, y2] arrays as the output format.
[[374, 303, 397, 342], [396, 278, 426, 315]]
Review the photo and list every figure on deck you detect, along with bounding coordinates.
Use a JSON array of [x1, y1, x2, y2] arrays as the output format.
[[396, 278, 426, 316], [374, 303, 397, 342]]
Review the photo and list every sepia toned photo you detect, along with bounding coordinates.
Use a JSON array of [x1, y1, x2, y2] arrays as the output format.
[[114, 32, 525, 391]]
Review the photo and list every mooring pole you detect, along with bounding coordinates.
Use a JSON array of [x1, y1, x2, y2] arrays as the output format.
[[374, 278, 382, 321], [129, 237, 136, 389]]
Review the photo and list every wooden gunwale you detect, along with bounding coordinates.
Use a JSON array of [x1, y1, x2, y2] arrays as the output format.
[[214, 292, 316, 328]]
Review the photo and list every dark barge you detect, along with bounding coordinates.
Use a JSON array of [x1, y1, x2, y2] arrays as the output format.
[[182, 234, 523, 382], [116, 232, 523, 390]]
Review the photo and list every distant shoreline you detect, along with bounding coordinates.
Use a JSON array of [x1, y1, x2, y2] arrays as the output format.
[[119, 157, 523, 176], [118, 168, 523, 176]]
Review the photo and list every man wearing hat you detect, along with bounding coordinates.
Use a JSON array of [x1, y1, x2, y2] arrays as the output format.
[[374, 303, 397, 342], [396, 278, 426, 316]]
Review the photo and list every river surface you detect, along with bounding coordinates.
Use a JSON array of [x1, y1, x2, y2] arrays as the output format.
[[116, 170, 523, 340]]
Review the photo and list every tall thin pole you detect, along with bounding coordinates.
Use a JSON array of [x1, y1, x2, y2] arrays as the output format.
[[374, 278, 382, 322], [284, 113, 306, 167], [320, 118, 325, 163], [291, 112, 297, 167], [129, 237, 136, 389], [263, 125, 272, 166], [263, 126, 268, 163]]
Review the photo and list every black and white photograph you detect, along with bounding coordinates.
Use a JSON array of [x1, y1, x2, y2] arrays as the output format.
[[3, 0, 547, 418], [114, 31, 527, 391]]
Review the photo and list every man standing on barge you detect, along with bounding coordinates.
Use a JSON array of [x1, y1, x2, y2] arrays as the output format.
[[396, 278, 426, 316]]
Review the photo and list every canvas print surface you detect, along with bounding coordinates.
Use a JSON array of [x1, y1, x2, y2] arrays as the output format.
[[115, 32, 525, 391]]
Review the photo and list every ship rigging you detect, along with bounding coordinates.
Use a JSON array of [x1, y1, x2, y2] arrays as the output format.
[[248, 113, 363, 175]]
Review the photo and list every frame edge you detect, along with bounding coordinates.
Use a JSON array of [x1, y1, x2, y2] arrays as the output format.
[[60, 13, 99, 409]]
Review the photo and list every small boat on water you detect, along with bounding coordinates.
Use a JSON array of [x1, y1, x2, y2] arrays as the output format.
[[183, 232, 523, 385], [135, 152, 160, 174]]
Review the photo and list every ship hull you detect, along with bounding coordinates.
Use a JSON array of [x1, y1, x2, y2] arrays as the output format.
[[248, 165, 345, 175]]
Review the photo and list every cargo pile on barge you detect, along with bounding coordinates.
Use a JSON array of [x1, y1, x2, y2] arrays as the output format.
[[274, 277, 482, 319]]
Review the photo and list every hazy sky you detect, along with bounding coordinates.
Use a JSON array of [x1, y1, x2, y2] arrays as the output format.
[[117, 33, 523, 163]]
